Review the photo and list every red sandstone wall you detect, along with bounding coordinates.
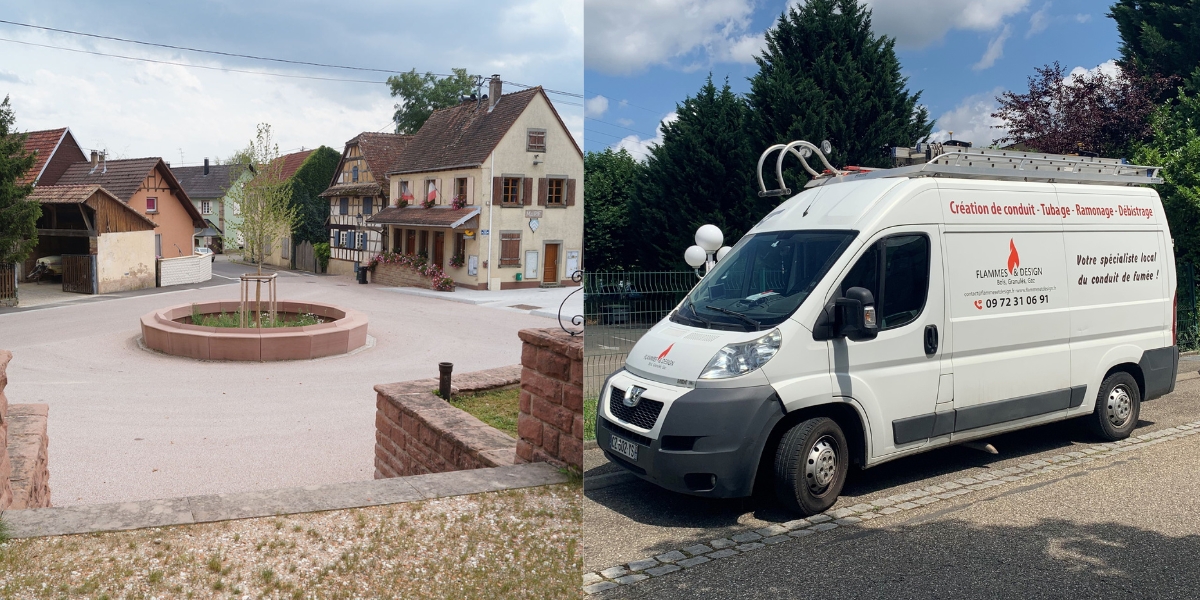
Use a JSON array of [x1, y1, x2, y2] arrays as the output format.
[[370, 263, 438, 290], [0, 350, 51, 510], [374, 366, 522, 478], [516, 329, 583, 471], [0, 350, 14, 508]]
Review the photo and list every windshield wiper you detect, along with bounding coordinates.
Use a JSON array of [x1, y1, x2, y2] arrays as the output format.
[[686, 299, 713, 328], [705, 305, 761, 331]]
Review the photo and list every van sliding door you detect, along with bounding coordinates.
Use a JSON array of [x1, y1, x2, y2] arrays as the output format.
[[942, 183, 1072, 436]]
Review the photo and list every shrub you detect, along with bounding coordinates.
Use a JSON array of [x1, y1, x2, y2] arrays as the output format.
[[313, 242, 331, 272]]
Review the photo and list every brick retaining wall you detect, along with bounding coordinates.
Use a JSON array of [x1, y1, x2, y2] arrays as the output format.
[[0, 350, 51, 510], [374, 365, 521, 479], [516, 328, 584, 471]]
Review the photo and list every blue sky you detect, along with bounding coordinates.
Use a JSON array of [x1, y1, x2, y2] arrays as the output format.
[[1, 1, 582, 165], [584, 0, 1122, 160]]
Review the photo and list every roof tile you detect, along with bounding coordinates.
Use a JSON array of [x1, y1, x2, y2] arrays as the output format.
[[18, 128, 67, 185]]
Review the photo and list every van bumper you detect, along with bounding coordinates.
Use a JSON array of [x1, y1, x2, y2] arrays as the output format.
[[596, 383, 785, 498]]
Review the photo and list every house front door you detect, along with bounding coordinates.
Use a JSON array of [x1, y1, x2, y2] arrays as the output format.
[[544, 243, 559, 284], [433, 231, 445, 268]]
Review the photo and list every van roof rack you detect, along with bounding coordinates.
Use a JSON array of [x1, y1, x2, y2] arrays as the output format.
[[756, 141, 1164, 196]]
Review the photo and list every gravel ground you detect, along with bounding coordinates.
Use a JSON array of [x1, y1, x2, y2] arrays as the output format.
[[0, 483, 581, 599]]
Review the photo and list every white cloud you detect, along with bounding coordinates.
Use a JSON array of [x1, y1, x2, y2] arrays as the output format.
[[973, 24, 1012, 70], [585, 95, 609, 118], [613, 112, 678, 160], [1, 0, 582, 159], [1068, 59, 1120, 80], [585, 0, 756, 75], [1027, 2, 1050, 38], [722, 32, 766, 64], [616, 118, 634, 127], [1075, 13, 1091, 23], [619, 99, 629, 108], [927, 87, 1006, 148], [860, 0, 1029, 48]]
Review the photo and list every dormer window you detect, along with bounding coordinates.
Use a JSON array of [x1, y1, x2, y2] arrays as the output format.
[[527, 129, 546, 152]]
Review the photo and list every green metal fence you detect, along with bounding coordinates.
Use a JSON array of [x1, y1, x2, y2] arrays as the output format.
[[1178, 262, 1198, 352], [582, 262, 1200, 400], [583, 271, 697, 398]]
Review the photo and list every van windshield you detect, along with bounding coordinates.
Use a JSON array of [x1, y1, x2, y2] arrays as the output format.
[[675, 230, 856, 331]]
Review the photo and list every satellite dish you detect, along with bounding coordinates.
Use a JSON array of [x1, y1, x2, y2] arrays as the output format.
[[821, 140, 832, 154], [684, 245, 707, 268]]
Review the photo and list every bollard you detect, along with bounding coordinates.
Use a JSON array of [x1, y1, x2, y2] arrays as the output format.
[[439, 362, 453, 400]]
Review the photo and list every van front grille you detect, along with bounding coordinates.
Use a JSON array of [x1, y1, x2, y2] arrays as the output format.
[[608, 387, 664, 430]]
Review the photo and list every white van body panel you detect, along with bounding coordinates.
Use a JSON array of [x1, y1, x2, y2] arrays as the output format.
[[603, 176, 1176, 496]]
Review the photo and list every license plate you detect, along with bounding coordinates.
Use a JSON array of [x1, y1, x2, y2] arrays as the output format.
[[609, 434, 639, 462]]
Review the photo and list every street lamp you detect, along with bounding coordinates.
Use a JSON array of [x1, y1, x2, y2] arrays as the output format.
[[685, 224, 733, 279]]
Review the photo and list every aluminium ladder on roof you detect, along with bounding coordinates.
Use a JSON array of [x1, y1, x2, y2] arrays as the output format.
[[755, 141, 1164, 197]]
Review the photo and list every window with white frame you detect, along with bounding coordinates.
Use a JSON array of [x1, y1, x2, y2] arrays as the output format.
[[201, 200, 213, 215]]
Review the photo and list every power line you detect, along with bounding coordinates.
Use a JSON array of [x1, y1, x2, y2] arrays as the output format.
[[0, 19, 585, 99], [585, 116, 656, 137], [0, 37, 387, 84]]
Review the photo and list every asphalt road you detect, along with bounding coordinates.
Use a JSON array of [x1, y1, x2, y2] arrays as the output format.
[[604, 427, 1200, 599], [0, 261, 548, 506], [584, 362, 1200, 577]]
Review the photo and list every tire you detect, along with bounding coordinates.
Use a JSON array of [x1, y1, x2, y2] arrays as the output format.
[[774, 417, 849, 515], [1087, 371, 1141, 441]]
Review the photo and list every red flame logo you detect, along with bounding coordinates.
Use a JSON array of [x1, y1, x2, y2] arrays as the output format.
[[1007, 239, 1020, 274], [658, 344, 674, 361]]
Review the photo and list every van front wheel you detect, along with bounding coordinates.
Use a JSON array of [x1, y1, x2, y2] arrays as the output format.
[[774, 417, 849, 515], [1087, 372, 1141, 441]]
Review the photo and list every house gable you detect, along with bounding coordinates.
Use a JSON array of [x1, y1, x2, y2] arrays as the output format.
[[19, 128, 88, 186]]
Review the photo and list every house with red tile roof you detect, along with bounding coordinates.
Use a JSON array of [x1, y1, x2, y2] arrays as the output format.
[[368, 76, 583, 290], [17, 128, 87, 186], [319, 132, 413, 274], [53, 154, 204, 259]]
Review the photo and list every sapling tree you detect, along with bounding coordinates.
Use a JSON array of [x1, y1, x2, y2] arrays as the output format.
[[226, 124, 297, 324]]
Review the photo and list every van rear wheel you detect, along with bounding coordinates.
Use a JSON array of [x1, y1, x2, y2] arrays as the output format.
[[774, 417, 848, 515], [1087, 372, 1141, 441]]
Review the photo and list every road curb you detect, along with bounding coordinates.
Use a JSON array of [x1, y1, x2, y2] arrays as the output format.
[[0, 462, 568, 539]]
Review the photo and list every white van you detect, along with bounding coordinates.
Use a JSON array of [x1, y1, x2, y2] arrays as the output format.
[[596, 143, 1179, 515]]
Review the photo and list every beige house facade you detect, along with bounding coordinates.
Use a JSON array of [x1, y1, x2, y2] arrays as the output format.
[[372, 78, 583, 290]]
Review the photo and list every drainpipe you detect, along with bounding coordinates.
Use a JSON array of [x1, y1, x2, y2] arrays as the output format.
[[487, 152, 494, 290]]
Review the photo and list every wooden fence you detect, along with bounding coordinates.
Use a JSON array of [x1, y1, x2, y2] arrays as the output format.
[[0, 263, 15, 305], [293, 240, 318, 273], [62, 254, 97, 294]]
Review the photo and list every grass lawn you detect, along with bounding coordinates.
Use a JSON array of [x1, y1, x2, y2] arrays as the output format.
[[0, 484, 581, 599], [450, 387, 520, 438]]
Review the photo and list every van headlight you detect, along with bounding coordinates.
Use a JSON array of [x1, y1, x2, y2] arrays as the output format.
[[699, 329, 782, 379]]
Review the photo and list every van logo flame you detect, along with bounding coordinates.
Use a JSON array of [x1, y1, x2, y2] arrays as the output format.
[[1008, 239, 1020, 274], [658, 344, 674, 361]]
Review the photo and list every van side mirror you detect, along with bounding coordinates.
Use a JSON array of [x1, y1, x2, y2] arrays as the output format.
[[835, 287, 878, 341]]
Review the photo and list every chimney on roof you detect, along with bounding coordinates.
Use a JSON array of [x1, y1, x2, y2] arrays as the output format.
[[204, 157, 210, 176], [89, 150, 99, 173], [489, 75, 502, 111]]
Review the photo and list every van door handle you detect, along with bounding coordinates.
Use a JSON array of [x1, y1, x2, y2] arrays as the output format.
[[924, 325, 939, 355]]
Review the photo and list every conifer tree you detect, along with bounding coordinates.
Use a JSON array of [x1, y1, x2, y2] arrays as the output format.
[[583, 148, 641, 272], [748, 0, 932, 188], [632, 76, 760, 271], [0, 96, 39, 267]]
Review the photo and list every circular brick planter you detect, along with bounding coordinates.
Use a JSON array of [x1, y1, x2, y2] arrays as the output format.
[[140, 301, 369, 361]]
